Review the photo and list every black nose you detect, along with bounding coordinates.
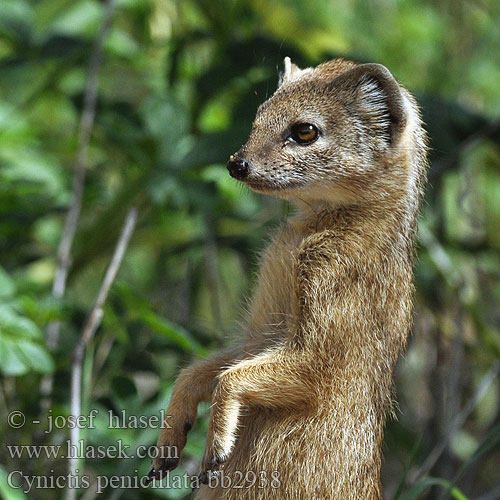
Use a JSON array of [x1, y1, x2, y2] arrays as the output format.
[[227, 156, 249, 179]]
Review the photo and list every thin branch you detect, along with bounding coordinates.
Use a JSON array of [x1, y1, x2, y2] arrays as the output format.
[[40, 0, 117, 409], [65, 207, 138, 500], [410, 359, 500, 483]]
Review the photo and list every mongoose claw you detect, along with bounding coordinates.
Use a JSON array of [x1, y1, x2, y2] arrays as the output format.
[[145, 467, 155, 485], [198, 465, 221, 485], [151, 454, 180, 476], [146, 457, 179, 483], [198, 470, 209, 485], [199, 449, 226, 484], [145, 467, 164, 484]]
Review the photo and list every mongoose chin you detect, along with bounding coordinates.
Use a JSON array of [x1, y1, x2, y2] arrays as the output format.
[[151, 57, 428, 500]]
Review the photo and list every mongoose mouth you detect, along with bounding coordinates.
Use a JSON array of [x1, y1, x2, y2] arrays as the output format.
[[241, 177, 304, 196], [226, 155, 304, 195]]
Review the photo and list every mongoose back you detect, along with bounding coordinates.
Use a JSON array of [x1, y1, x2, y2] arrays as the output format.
[[151, 57, 428, 499]]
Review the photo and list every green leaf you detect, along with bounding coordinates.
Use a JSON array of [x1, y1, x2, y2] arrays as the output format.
[[0, 304, 41, 341], [0, 304, 54, 375], [46, 0, 103, 37], [0, 0, 33, 44], [105, 29, 139, 58], [116, 283, 206, 355], [400, 478, 469, 500], [0, 465, 27, 500], [0, 339, 29, 376], [16, 338, 55, 374], [0, 149, 64, 196], [140, 310, 205, 355], [0, 267, 16, 298]]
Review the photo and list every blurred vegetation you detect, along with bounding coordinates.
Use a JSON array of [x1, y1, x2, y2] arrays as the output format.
[[0, 0, 500, 499]]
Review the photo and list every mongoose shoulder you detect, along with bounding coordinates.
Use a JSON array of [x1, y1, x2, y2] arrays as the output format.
[[151, 57, 427, 500]]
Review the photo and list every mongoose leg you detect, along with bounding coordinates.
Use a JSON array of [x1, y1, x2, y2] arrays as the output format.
[[198, 348, 314, 481], [151, 348, 241, 477]]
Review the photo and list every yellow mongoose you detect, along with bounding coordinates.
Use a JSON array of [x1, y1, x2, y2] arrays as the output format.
[[150, 57, 427, 499]]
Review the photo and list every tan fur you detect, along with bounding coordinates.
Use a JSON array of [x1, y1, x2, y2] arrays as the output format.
[[151, 58, 428, 499]]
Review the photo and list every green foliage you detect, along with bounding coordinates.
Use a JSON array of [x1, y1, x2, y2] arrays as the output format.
[[399, 478, 469, 500], [0, 465, 26, 500], [0, 1, 499, 499], [0, 269, 54, 376]]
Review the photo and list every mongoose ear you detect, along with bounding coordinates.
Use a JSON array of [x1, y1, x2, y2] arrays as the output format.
[[280, 57, 303, 85], [335, 63, 408, 145]]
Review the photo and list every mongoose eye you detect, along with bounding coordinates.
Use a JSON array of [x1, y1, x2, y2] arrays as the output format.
[[290, 123, 319, 144]]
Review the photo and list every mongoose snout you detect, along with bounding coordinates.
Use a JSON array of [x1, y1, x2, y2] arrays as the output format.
[[227, 155, 250, 179]]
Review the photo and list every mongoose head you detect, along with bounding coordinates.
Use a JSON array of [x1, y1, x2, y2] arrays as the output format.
[[227, 58, 424, 207]]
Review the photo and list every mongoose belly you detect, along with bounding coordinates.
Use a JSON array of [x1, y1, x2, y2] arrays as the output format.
[[194, 405, 382, 500]]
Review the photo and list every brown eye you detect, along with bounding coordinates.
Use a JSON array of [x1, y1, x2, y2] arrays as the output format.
[[290, 123, 319, 144]]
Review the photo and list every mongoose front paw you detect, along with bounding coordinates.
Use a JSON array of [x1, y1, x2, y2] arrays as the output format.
[[150, 419, 193, 479], [197, 380, 240, 483], [198, 434, 231, 484], [198, 449, 227, 484], [150, 454, 180, 478], [146, 456, 180, 483]]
